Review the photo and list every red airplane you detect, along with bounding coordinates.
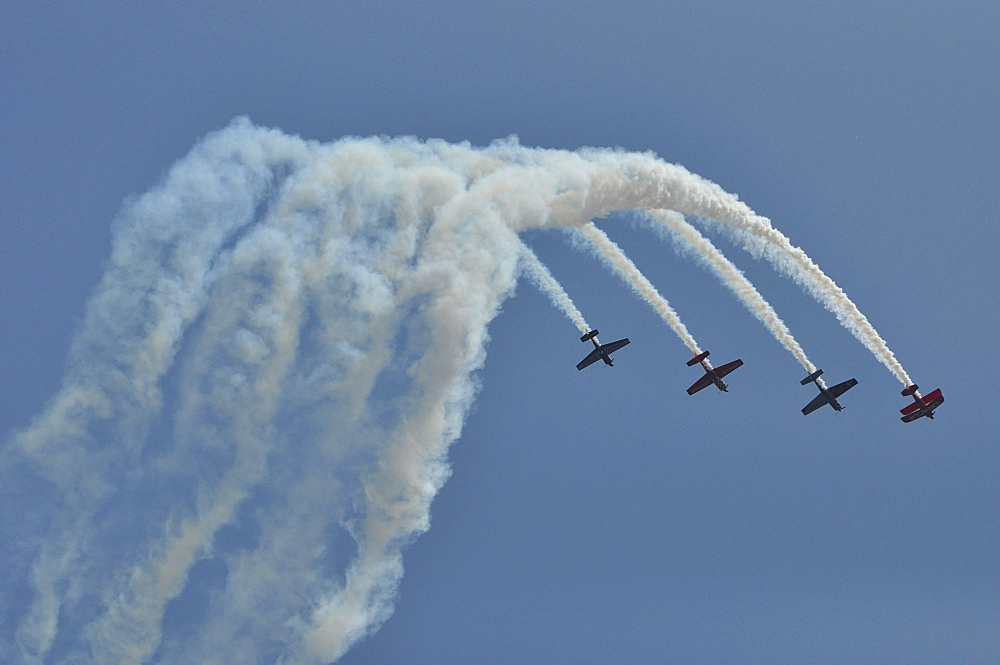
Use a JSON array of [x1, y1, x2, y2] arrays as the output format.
[[899, 384, 944, 423], [685, 350, 743, 395]]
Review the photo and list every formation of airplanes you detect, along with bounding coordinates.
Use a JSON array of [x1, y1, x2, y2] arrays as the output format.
[[575, 328, 943, 422]]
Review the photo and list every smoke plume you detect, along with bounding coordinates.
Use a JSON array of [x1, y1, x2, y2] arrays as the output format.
[[1, 120, 911, 664]]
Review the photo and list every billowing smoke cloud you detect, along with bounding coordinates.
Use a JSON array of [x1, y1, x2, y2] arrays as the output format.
[[1, 119, 910, 664]]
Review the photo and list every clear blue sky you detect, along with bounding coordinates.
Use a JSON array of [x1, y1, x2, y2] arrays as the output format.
[[2, 2, 998, 663]]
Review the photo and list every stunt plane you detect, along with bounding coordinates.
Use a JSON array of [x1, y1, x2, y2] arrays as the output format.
[[576, 329, 630, 370], [685, 351, 743, 395], [800, 369, 858, 415], [899, 385, 944, 422]]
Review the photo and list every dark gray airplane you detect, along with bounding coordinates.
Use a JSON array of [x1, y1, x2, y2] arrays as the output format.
[[576, 329, 630, 370], [800, 369, 858, 415]]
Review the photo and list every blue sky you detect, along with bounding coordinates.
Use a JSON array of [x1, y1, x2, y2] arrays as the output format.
[[2, 2, 998, 663]]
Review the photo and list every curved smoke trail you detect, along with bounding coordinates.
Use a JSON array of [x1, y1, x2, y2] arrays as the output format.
[[690, 213, 911, 386], [641, 210, 819, 376], [546, 148, 911, 385], [1, 119, 910, 664]]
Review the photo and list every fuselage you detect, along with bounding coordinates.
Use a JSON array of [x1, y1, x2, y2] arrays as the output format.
[[900, 384, 944, 422], [587, 337, 614, 366], [698, 359, 728, 391], [810, 379, 843, 411], [908, 396, 937, 419]]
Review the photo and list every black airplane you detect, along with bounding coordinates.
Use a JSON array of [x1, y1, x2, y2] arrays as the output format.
[[685, 350, 744, 395], [576, 329, 630, 370], [800, 369, 858, 415]]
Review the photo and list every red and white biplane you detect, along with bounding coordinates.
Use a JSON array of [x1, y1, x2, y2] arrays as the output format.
[[899, 384, 944, 423]]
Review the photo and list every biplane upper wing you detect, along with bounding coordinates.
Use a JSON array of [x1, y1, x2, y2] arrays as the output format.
[[900, 388, 944, 415]]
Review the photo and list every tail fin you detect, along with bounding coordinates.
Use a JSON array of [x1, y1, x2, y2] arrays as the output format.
[[800, 369, 824, 385], [901, 384, 919, 397], [580, 330, 599, 343], [687, 350, 710, 366]]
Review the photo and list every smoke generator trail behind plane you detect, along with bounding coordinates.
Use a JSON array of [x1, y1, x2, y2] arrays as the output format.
[[517, 242, 590, 334], [2, 120, 929, 665]]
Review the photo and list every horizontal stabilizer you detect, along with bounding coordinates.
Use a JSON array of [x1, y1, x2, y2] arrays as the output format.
[[580, 330, 599, 343], [901, 384, 919, 397], [800, 369, 824, 385], [687, 350, 710, 366]]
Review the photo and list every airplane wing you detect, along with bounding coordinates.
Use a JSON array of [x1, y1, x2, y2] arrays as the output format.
[[713, 359, 744, 379], [801, 393, 830, 415], [900, 388, 944, 415], [827, 378, 858, 399], [576, 348, 604, 371], [601, 338, 630, 355], [925, 390, 945, 410], [686, 373, 715, 395], [901, 392, 945, 420]]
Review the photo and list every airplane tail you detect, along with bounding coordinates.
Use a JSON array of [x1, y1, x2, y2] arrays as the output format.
[[800, 369, 824, 385], [686, 350, 710, 366], [901, 384, 919, 397], [580, 330, 599, 343]]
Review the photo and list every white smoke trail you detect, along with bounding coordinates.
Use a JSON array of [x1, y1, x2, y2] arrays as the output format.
[[541, 149, 911, 385], [517, 243, 590, 334], [1, 121, 910, 665], [574, 222, 700, 354], [694, 213, 910, 386], [5, 121, 315, 664], [641, 209, 819, 376]]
